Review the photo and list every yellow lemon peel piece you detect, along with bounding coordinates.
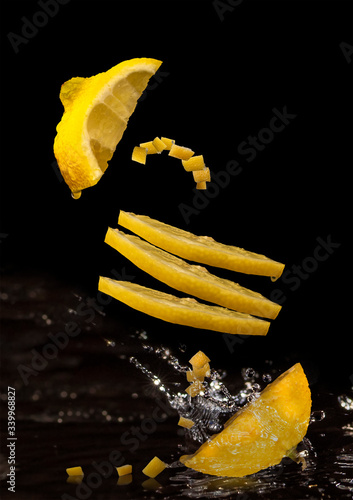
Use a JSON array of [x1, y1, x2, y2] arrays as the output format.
[[142, 457, 167, 478]]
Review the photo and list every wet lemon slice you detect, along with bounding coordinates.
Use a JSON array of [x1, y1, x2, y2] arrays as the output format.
[[180, 363, 311, 477], [54, 58, 162, 196], [118, 211, 285, 279], [98, 277, 270, 335], [105, 228, 281, 319]]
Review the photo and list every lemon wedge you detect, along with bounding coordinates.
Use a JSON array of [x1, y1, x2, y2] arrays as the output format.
[[98, 277, 270, 336], [118, 211, 285, 279], [180, 363, 311, 477], [54, 58, 162, 197], [104, 228, 281, 318]]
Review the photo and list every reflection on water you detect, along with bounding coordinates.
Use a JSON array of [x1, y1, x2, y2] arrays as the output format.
[[0, 272, 352, 499]]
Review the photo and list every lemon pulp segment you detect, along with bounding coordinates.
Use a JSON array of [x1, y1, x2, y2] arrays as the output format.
[[118, 211, 285, 279]]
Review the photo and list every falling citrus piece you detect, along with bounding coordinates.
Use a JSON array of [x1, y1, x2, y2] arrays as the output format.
[[116, 464, 132, 477], [118, 211, 285, 279], [132, 146, 147, 165], [142, 456, 167, 478], [98, 277, 270, 335], [178, 416, 195, 429], [105, 228, 281, 318], [66, 466, 84, 477], [168, 143, 195, 160], [182, 155, 206, 172], [189, 350, 210, 368], [53, 58, 162, 197], [180, 363, 311, 477]]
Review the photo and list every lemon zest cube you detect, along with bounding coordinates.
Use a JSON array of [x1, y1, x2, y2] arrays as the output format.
[[116, 464, 132, 476], [193, 362, 211, 379], [140, 141, 158, 154], [169, 144, 194, 160], [182, 155, 205, 172], [186, 380, 203, 397], [178, 416, 195, 429], [193, 167, 211, 183], [196, 181, 207, 190], [132, 146, 147, 165], [189, 351, 210, 369], [142, 456, 167, 478], [186, 370, 201, 383], [152, 137, 167, 153], [161, 137, 175, 150], [66, 466, 84, 476]]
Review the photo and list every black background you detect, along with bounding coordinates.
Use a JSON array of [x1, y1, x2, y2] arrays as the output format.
[[1, 0, 352, 388]]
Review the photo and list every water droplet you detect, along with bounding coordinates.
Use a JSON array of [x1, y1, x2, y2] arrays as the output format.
[[242, 367, 255, 380], [310, 410, 326, 422], [338, 394, 353, 411], [262, 373, 272, 383], [103, 338, 116, 347], [138, 330, 148, 340], [179, 343, 187, 353]]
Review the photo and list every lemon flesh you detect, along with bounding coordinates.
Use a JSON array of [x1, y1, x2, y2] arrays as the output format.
[[118, 211, 285, 279], [105, 228, 281, 319], [54, 58, 162, 195], [98, 277, 270, 336], [180, 363, 311, 477]]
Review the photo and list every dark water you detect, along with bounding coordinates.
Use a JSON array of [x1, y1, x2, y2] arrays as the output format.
[[0, 271, 352, 500]]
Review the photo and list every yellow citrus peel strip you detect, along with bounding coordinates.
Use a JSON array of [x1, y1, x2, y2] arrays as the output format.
[[98, 277, 270, 336], [104, 228, 281, 318], [118, 211, 285, 279]]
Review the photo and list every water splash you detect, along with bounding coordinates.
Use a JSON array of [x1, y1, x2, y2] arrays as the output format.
[[129, 346, 272, 444]]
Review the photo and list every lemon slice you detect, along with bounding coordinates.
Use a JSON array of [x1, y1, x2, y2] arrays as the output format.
[[98, 277, 270, 336], [180, 363, 311, 477], [118, 211, 285, 279], [105, 228, 281, 319], [54, 58, 162, 196]]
